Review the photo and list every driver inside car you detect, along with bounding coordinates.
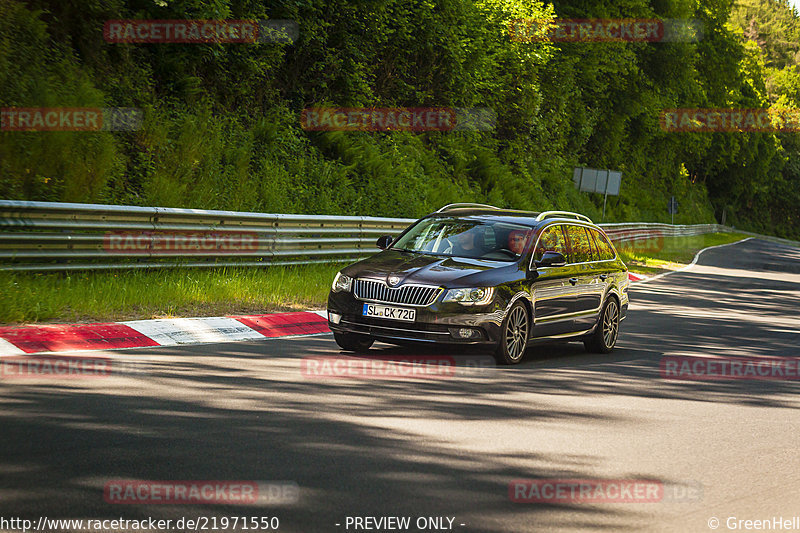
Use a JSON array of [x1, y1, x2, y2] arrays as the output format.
[[508, 229, 529, 255]]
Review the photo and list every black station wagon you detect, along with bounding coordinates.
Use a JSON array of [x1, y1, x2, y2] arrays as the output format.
[[327, 204, 629, 364]]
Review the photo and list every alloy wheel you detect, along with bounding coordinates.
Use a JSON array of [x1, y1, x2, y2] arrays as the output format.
[[602, 299, 619, 349], [504, 305, 529, 362]]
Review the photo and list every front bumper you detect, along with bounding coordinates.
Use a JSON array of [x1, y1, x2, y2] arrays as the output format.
[[327, 290, 504, 345]]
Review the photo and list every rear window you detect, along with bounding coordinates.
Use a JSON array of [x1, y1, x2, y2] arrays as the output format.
[[591, 229, 616, 261], [566, 225, 594, 263]]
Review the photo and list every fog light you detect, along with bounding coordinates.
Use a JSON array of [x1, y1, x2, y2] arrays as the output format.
[[329, 312, 342, 325], [453, 327, 480, 339]]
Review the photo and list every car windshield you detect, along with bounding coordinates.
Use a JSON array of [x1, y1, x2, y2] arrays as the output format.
[[391, 216, 533, 261]]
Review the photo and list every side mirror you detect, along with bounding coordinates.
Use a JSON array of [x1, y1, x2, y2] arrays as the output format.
[[376, 235, 393, 250], [534, 250, 567, 268]]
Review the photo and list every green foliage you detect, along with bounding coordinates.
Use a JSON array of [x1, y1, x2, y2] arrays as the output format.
[[0, 0, 121, 201], [0, 263, 344, 323], [0, 0, 797, 238], [729, 0, 800, 235]]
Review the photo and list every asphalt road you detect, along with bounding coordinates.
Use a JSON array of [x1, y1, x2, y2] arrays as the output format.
[[2, 238, 800, 533]]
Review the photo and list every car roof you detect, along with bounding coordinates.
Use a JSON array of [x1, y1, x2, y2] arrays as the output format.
[[426, 208, 598, 229]]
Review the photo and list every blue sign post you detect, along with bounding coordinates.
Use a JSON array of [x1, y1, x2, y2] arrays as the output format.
[[668, 196, 679, 224]]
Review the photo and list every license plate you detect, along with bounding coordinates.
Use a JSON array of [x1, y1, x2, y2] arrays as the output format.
[[362, 303, 416, 322]]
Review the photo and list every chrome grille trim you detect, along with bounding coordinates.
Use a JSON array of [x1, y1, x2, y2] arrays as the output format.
[[353, 278, 443, 307]]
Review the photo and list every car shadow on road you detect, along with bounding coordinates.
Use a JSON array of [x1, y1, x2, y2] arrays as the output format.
[[0, 368, 655, 533], [0, 238, 797, 532]]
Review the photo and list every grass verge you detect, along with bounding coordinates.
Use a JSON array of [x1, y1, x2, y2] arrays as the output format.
[[0, 232, 751, 325], [0, 263, 345, 325], [618, 232, 750, 276]]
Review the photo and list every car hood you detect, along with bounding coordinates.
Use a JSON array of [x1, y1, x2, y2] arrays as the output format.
[[343, 249, 518, 286]]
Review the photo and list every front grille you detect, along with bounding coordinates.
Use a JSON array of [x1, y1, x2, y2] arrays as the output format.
[[353, 279, 442, 307]]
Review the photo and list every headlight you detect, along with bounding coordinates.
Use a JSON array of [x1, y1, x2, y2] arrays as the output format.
[[442, 287, 494, 305], [331, 271, 353, 293]]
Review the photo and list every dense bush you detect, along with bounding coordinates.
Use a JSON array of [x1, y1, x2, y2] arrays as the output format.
[[0, 0, 797, 237]]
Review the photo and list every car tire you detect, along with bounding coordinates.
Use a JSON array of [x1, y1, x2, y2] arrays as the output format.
[[584, 296, 620, 354], [494, 300, 529, 365], [333, 332, 374, 352]]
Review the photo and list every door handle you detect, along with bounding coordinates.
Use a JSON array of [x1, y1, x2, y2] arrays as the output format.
[[569, 278, 578, 285], [599, 274, 609, 280]]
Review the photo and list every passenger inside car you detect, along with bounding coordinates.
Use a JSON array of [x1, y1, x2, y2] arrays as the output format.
[[449, 227, 481, 257]]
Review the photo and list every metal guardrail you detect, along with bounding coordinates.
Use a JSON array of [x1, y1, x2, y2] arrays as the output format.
[[0, 200, 795, 271], [727, 229, 800, 249], [599, 222, 729, 245], [0, 201, 414, 271], [602, 222, 800, 249]]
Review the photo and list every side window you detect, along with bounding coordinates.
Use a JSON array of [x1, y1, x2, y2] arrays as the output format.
[[583, 228, 600, 261], [591, 229, 616, 261], [533, 225, 568, 262], [566, 225, 594, 263], [481, 226, 496, 250]]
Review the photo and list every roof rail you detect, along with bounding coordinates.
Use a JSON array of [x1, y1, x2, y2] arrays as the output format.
[[435, 203, 502, 213], [535, 211, 593, 223]]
